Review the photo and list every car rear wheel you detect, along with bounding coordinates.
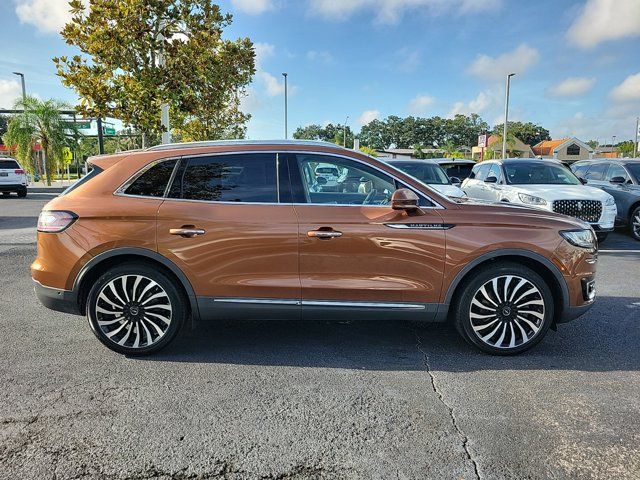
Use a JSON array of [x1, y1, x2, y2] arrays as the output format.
[[17, 188, 27, 198], [453, 263, 554, 355], [86, 263, 186, 355], [630, 206, 640, 241]]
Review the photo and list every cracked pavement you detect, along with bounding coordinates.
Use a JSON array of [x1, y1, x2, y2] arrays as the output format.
[[1, 194, 639, 479]]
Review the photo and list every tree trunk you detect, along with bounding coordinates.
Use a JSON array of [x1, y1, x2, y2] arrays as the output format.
[[43, 150, 51, 186]]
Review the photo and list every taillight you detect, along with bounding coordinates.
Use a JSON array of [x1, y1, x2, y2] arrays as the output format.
[[37, 211, 78, 233], [15, 169, 25, 174]]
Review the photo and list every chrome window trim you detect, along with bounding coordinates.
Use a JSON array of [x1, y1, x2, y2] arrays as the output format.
[[113, 149, 446, 209], [146, 139, 344, 152]]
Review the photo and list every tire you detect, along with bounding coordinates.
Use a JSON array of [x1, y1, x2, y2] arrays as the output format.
[[630, 206, 640, 241], [453, 262, 554, 355], [596, 232, 608, 243], [1, 192, 10, 196], [17, 188, 27, 198], [86, 263, 186, 355]]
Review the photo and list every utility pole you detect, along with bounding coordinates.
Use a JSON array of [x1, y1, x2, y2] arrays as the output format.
[[502, 73, 516, 160], [97, 118, 105, 154], [343, 115, 349, 147], [12, 72, 26, 102], [158, 20, 170, 144], [634, 117, 639, 158], [282, 73, 288, 139]]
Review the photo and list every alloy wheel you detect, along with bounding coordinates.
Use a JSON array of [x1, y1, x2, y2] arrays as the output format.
[[95, 275, 172, 348], [633, 211, 640, 239], [469, 275, 545, 349]]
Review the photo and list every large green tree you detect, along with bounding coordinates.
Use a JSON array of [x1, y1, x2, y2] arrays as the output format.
[[293, 123, 354, 148], [54, 0, 255, 141], [2, 96, 76, 185], [492, 121, 550, 146]]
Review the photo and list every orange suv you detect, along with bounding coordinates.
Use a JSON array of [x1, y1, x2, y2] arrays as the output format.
[[32, 141, 598, 355]]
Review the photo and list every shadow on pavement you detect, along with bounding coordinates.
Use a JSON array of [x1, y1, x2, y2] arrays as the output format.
[[0, 216, 38, 229], [140, 295, 640, 372]]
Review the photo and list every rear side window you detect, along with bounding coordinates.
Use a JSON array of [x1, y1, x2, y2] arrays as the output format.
[[168, 153, 277, 203], [125, 159, 178, 197], [584, 163, 608, 181], [60, 166, 103, 196], [0, 159, 19, 169]]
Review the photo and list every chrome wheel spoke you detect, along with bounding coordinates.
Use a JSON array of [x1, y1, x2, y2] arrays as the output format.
[[95, 274, 172, 349], [469, 274, 545, 349]]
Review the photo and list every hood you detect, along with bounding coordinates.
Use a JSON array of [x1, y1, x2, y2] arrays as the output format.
[[508, 184, 612, 201], [430, 184, 466, 198]]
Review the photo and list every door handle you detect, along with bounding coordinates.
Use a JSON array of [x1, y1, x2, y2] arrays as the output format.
[[170, 227, 206, 238], [307, 229, 343, 239]]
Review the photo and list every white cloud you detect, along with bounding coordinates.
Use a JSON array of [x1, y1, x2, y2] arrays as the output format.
[[307, 50, 334, 64], [358, 109, 380, 126], [396, 48, 421, 73], [253, 42, 275, 69], [13, 0, 84, 34], [548, 77, 596, 97], [447, 90, 495, 117], [407, 94, 435, 115], [231, 0, 273, 15], [609, 72, 640, 103], [258, 72, 298, 97], [309, 0, 500, 24], [567, 0, 640, 48], [0, 79, 21, 108], [467, 44, 539, 82]]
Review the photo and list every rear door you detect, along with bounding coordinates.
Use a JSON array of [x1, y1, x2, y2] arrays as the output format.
[[156, 152, 300, 319], [288, 152, 446, 318]]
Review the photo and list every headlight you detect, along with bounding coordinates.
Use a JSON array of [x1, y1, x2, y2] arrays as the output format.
[[518, 193, 547, 206], [604, 196, 615, 206], [560, 229, 596, 249]]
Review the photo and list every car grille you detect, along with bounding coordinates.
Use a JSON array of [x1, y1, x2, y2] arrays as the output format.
[[552, 200, 602, 223]]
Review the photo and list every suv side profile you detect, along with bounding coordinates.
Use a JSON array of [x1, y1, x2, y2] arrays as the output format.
[[571, 159, 640, 241], [33, 141, 598, 356]]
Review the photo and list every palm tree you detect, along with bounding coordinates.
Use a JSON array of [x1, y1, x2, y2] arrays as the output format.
[[442, 140, 462, 159], [413, 143, 427, 159], [485, 132, 516, 159], [2, 96, 73, 185]]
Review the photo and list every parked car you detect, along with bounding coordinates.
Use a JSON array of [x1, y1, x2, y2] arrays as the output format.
[[432, 158, 476, 184], [461, 159, 616, 242], [0, 157, 28, 197], [385, 158, 466, 197], [571, 159, 640, 241], [33, 140, 598, 356]]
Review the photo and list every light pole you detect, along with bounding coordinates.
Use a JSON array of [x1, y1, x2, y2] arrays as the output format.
[[634, 117, 639, 158], [282, 73, 288, 139], [343, 115, 349, 147], [157, 21, 170, 144], [12, 72, 26, 103], [502, 73, 516, 160]]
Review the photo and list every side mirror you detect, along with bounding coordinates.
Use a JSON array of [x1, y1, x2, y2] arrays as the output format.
[[391, 188, 424, 216], [610, 176, 626, 184], [579, 177, 587, 185], [485, 176, 498, 184], [450, 176, 462, 185]]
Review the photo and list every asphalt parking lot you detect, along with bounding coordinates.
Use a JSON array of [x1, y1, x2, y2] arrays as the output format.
[[1, 193, 639, 480]]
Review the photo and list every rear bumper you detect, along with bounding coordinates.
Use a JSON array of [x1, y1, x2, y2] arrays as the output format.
[[33, 280, 81, 315], [0, 184, 27, 192]]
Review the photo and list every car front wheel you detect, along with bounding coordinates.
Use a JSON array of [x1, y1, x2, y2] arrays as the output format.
[[453, 263, 554, 355], [630, 206, 640, 241], [86, 263, 186, 355]]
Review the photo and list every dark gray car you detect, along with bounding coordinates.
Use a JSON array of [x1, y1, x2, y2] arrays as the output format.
[[571, 159, 640, 241]]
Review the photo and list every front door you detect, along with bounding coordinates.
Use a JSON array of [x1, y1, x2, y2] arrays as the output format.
[[288, 153, 447, 319], [156, 152, 300, 319]]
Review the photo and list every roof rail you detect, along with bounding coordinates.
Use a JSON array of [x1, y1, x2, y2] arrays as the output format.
[[146, 139, 345, 152]]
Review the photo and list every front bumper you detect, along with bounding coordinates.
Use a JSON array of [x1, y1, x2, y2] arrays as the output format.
[[593, 204, 617, 230], [558, 301, 594, 323], [33, 280, 81, 315]]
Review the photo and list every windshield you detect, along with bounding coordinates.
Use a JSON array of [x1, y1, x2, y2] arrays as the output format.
[[390, 162, 450, 185], [626, 163, 640, 181], [505, 162, 582, 185]]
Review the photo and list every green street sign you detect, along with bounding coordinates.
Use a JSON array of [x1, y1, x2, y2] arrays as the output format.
[[64, 120, 91, 129], [102, 126, 116, 135]]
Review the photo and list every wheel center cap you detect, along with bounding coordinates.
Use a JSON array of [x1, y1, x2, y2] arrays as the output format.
[[501, 306, 512, 317], [130, 306, 139, 316]]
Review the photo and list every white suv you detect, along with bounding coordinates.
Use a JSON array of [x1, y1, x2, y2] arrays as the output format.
[[462, 159, 616, 241], [0, 157, 28, 197]]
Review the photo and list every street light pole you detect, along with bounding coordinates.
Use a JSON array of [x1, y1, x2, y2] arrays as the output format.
[[502, 73, 516, 160], [634, 117, 639, 158], [158, 21, 170, 145], [343, 115, 349, 147], [282, 73, 288, 139], [12, 72, 26, 103]]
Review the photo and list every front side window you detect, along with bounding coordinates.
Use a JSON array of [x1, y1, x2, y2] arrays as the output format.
[[505, 162, 582, 185], [606, 164, 629, 182], [168, 153, 277, 203], [294, 154, 396, 206], [487, 164, 503, 182], [124, 159, 177, 197], [571, 163, 589, 178], [472, 163, 491, 181]]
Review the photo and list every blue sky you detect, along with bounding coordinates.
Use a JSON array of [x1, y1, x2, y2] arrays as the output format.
[[1, 0, 639, 144]]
